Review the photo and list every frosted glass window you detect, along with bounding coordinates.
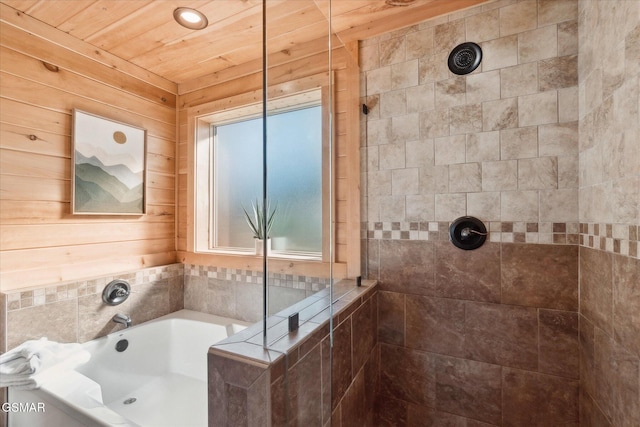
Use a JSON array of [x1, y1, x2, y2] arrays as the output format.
[[213, 105, 322, 254]]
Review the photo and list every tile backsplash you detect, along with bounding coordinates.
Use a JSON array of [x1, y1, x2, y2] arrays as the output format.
[[1, 264, 184, 350], [183, 264, 331, 323], [0, 262, 333, 352]]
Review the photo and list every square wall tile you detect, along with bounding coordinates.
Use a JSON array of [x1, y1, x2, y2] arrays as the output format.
[[419, 51, 449, 85], [482, 160, 518, 191], [539, 55, 578, 91], [380, 89, 407, 118], [482, 97, 518, 131], [501, 62, 539, 98], [435, 77, 466, 109], [380, 36, 406, 66], [434, 193, 466, 221], [538, 309, 579, 378], [449, 104, 483, 135], [518, 157, 558, 190], [538, 122, 578, 156], [482, 35, 519, 71], [378, 291, 405, 346], [435, 135, 466, 165], [538, 0, 578, 27], [466, 131, 500, 162], [434, 19, 466, 53], [366, 67, 392, 95], [467, 191, 501, 220], [580, 247, 614, 334], [502, 368, 579, 426], [613, 255, 640, 356], [406, 27, 434, 60], [420, 108, 450, 139], [518, 90, 558, 127], [436, 356, 502, 424], [558, 20, 578, 56], [7, 300, 77, 350], [558, 86, 579, 122], [500, 126, 538, 160], [379, 240, 435, 296], [405, 194, 435, 221], [465, 9, 500, 42], [540, 188, 579, 222], [502, 243, 578, 310], [406, 84, 435, 113], [449, 163, 482, 193], [406, 194, 435, 222], [499, 1, 537, 36], [435, 241, 501, 303], [405, 294, 465, 357], [392, 114, 420, 142], [465, 301, 539, 370], [332, 317, 353, 409], [465, 70, 501, 104], [519, 25, 558, 63], [380, 344, 436, 407], [391, 59, 419, 90]]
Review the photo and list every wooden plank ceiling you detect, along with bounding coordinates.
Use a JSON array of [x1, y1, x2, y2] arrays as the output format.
[[1, 0, 488, 85]]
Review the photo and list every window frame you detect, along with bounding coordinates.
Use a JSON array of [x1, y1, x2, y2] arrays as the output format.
[[210, 101, 324, 257], [189, 85, 332, 262]]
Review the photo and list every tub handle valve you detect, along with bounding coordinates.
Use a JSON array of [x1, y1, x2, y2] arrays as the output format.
[[103, 279, 131, 306]]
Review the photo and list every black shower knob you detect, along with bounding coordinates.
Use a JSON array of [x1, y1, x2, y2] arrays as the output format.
[[449, 216, 488, 250]]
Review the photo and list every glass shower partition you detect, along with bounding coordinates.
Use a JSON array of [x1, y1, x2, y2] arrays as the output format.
[[262, 0, 335, 424]]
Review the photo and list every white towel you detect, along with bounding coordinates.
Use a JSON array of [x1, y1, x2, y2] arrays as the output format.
[[0, 338, 91, 390]]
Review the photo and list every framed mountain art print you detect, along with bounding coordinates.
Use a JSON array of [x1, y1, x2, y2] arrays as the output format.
[[71, 109, 147, 215]]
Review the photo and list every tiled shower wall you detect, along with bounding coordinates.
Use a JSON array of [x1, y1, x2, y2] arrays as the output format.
[[578, 1, 640, 426], [361, 0, 583, 425], [361, 0, 579, 233]]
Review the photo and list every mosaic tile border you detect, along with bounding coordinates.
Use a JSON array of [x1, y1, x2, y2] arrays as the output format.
[[184, 264, 331, 293], [363, 221, 581, 244], [4, 264, 183, 312], [362, 221, 639, 259], [580, 223, 639, 259]]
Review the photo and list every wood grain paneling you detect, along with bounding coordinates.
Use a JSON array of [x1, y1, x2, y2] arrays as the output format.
[[0, 3, 176, 92], [1, 0, 488, 84], [0, 13, 178, 291]]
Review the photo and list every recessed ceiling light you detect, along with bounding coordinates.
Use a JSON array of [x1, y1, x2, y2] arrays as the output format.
[[173, 7, 208, 30], [385, 0, 415, 5]]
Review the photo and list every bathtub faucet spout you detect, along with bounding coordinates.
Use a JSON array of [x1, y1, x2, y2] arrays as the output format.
[[113, 313, 132, 328]]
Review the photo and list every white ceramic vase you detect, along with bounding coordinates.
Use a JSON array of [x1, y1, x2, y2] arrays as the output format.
[[254, 238, 272, 256]]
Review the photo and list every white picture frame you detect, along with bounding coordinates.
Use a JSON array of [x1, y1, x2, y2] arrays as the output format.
[[71, 109, 147, 215]]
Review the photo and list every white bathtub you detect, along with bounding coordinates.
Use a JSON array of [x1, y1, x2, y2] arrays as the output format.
[[8, 309, 249, 427]]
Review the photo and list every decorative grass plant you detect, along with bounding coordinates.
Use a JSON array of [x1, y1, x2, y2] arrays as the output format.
[[242, 199, 277, 240]]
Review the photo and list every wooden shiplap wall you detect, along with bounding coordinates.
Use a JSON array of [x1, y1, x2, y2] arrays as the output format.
[[0, 4, 178, 291], [0, 2, 362, 290]]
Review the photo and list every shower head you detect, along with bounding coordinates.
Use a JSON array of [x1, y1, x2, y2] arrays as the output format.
[[448, 42, 482, 75]]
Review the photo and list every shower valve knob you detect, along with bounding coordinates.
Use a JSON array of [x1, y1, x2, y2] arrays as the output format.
[[103, 279, 131, 305], [449, 216, 488, 250]]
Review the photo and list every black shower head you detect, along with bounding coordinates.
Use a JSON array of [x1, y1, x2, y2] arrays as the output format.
[[448, 42, 483, 75]]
